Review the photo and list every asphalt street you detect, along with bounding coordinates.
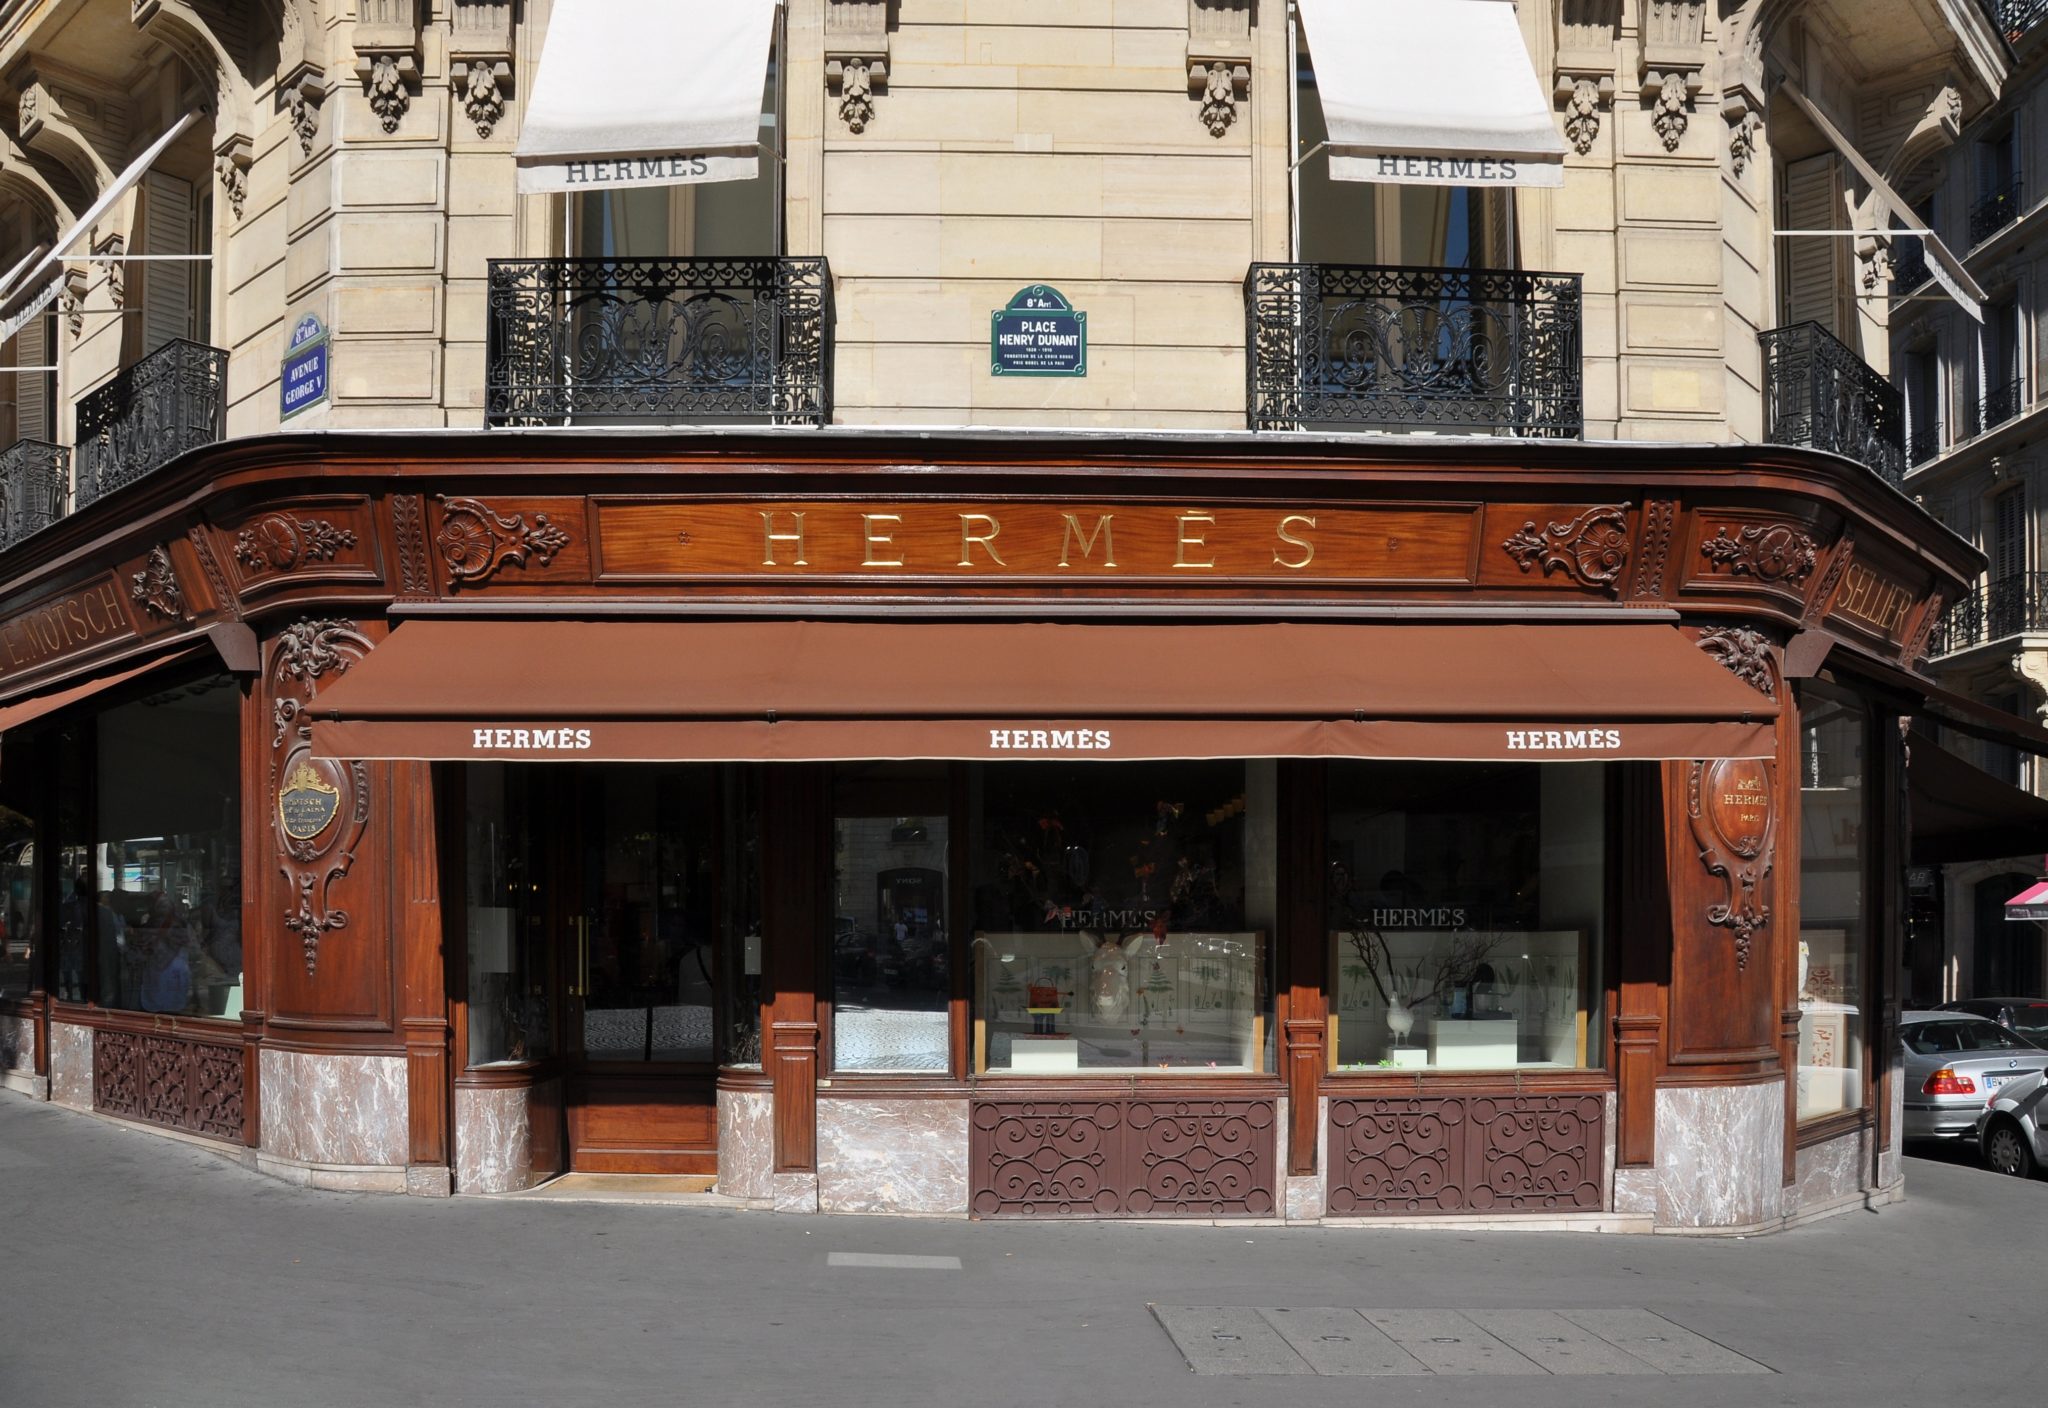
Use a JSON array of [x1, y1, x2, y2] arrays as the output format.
[[1, 1093, 2041, 1408]]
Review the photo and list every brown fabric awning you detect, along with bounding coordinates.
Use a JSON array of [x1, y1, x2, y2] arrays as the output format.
[[308, 620, 1778, 764], [0, 648, 201, 738], [1909, 735, 2048, 866]]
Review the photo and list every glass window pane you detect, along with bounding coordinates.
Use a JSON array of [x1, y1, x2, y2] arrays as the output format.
[[465, 764, 552, 1066], [1798, 682, 1869, 1121], [1327, 762, 1607, 1071], [0, 752, 38, 997], [719, 766, 763, 1067], [92, 676, 242, 1018], [972, 760, 1275, 1075], [833, 763, 951, 1073]]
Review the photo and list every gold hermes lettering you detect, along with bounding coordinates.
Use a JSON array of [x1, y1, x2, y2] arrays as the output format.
[[1274, 514, 1317, 570], [761, 511, 808, 567], [958, 513, 1006, 567], [1058, 513, 1116, 568], [862, 513, 904, 568], [1175, 512, 1216, 569]]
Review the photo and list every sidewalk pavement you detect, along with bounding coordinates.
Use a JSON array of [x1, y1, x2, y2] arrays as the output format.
[[1, 1092, 2041, 1408]]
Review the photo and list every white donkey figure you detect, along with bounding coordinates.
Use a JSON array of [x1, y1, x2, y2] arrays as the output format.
[[1077, 931, 1156, 1020]]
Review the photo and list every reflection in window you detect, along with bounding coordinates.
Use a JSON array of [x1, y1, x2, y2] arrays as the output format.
[[833, 764, 951, 1073], [465, 765, 553, 1066], [972, 761, 1275, 1074], [1327, 762, 1606, 1070], [86, 676, 242, 1019], [1798, 682, 1868, 1121], [0, 757, 36, 998]]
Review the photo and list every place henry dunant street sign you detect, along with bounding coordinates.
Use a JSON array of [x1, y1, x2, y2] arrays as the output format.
[[991, 285, 1086, 377]]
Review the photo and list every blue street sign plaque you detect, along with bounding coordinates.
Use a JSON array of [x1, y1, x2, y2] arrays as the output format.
[[280, 313, 330, 419], [991, 285, 1086, 377]]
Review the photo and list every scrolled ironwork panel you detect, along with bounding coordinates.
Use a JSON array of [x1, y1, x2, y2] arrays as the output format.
[[970, 1095, 1276, 1219], [1928, 572, 2048, 657], [91, 1027, 245, 1144], [75, 340, 228, 507], [1328, 1092, 1605, 1216], [486, 256, 831, 427], [1759, 322, 1905, 485], [0, 438, 71, 552], [1244, 262, 1582, 438]]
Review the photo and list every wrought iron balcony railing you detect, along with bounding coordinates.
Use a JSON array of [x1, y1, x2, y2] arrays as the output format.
[[74, 339, 227, 509], [1890, 239, 1929, 294], [485, 256, 832, 427], [1979, 376, 2026, 432], [1759, 322, 1906, 485], [1909, 421, 1945, 466], [1928, 572, 2048, 657], [2000, 0, 2048, 42], [1243, 263, 1582, 437], [0, 438, 70, 553], [1970, 177, 2023, 245]]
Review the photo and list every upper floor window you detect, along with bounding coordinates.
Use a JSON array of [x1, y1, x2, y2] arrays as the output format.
[[1971, 120, 2021, 243]]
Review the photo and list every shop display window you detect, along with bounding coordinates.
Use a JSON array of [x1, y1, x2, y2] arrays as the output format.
[[0, 756, 37, 998], [832, 764, 951, 1073], [465, 764, 553, 1066], [971, 760, 1276, 1075], [1326, 762, 1607, 1071], [719, 768, 764, 1067], [78, 676, 243, 1019], [1798, 682, 1869, 1122]]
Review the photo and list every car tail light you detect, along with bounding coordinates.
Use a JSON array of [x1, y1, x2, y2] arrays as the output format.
[[1923, 1068, 1977, 1095]]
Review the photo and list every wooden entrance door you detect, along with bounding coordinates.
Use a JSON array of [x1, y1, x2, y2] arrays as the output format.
[[559, 765, 729, 1174]]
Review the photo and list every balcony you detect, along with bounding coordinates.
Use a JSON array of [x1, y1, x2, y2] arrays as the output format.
[[1999, 0, 2048, 42], [74, 339, 227, 509], [1243, 263, 1582, 437], [1970, 177, 2023, 245], [1759, 322, 1907, 485], [1979, 376, 2026, 432], [0, 439, 70, 553], [1928, 572, 2048, 657], [1891, 239, 1930, 294], [485, 257, 832, 428], [1909, 421, 1945, 466]]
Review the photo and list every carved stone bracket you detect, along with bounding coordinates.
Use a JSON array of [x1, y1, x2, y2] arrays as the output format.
[[92, 233, 125, 310], [1502, 505, 1631, 589], [130, 544, 187, 621], [234, 515, 359, 576], [1190, 60, 1251, 138], [1724, 93, 1761, 177], [1646, 70, 1700, 152], [1699, 523, 1819, 585], [452, 58, 509, 139], [826, 0, 890, 134], [353, 1, 421, 135], [60, 264, 87, 340], [1188, 0, 1252, 139], [214, 134, 251, 221], [451, 0, 513, 140], [1639, 0, 1704, 152], [1687, 758, 1775, 973], [1557, 74, 1614, 156], [434, 496, 571, 589], [1698, 625, 1777, 698], [271, 620, 375, 976]]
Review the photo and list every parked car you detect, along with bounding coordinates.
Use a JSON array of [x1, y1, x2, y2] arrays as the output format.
[[1976, 1068, 2046, 1180], [1935, 996, 2048, 1046], [1901, 1011, 2048, 1142]]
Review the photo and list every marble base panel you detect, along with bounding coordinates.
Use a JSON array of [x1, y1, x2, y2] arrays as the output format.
[[260, 1048, 408, 1168], [455, 1081, 557, 1194], [818, 1098, 969, 1214], [1792, 1127, 1876, 1211], [774, 1170, 819, 1213], [1611, 1166, 1657, 1216], [1652, 1081, 1786, 1230], [255, 1151, 410, 1193], [716, 1087, 773, 1201], [49, 1022, 91, 1110], [0, 1013, 34, 1075], [1282, 1096, 1330, 1222]]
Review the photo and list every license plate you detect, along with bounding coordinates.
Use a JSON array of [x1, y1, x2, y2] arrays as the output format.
[[1985, 1074, 2006, 1090]]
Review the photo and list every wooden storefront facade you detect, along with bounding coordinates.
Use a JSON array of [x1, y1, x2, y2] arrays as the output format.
[[0, 430, 1979, 1227]]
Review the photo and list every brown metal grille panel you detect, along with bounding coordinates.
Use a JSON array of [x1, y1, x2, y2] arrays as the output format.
[[93, 1028, 245, 1144], [1327, 1093, 1605, 1216], [969, 1097, 1277, 1219]]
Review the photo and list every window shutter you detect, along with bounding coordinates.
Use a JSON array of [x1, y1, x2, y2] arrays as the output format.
[[1779, 154, 1846, 334], [1994, 487, 2026, 582], [16, 313, 48, 442], [141, 170, 195, 353]]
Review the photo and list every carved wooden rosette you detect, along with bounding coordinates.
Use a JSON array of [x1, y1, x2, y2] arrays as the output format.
[[1687, 757, 1775, 972], [434, 495, 571, 589], [1501, 505, 1631, 590], [270, 619, 374, 975], [234, 514, 359, 576], [1698, 522, 1818, 584]]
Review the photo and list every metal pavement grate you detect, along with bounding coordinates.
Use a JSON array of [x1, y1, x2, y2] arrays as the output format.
[[1150, 1307, 1774, 1377]]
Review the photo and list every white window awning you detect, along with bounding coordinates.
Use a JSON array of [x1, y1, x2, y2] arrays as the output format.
[[0, 110, 197, 310], [515, 0, 778, 195], [1297, 0, 1566, 189]]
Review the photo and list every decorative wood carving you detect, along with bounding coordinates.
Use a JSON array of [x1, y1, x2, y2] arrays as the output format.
[[129, 545, 187, 621], [186, 524, 239, 620], [1697, 625, 1777, 698], [1905, 588, 1946, 663], [970, 1097, 1277, 1218], [271, 620, 375, 975], [434, 496, 571, 589], [93, 1029, 245, 1143], [1326, 1094, 1604, 1215], [1805, 529, 1855, 624], [234, 515, 360, 575], [1630, 498, 1678, 599], [389, 492, 435, 599], [1699, 523, 1818, 585], [1502, 505, 1630, 588], [1687, 758, 1775, 972]]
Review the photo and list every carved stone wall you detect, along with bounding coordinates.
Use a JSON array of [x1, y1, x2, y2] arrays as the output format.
[[1325, 1093, 1606, 1216], [969, 1096, 1277, 1218], [92, 1028, 246, 1144]]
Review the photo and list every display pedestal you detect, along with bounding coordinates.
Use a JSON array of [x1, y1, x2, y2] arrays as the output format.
[[1430, 1019, 1519, 1070], [1011, 1036, 1080, 1072], [1387, 1045, 1429, 1068]]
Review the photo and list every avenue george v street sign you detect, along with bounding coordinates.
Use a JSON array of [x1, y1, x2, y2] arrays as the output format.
[[991, 285, 1086, 376]]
